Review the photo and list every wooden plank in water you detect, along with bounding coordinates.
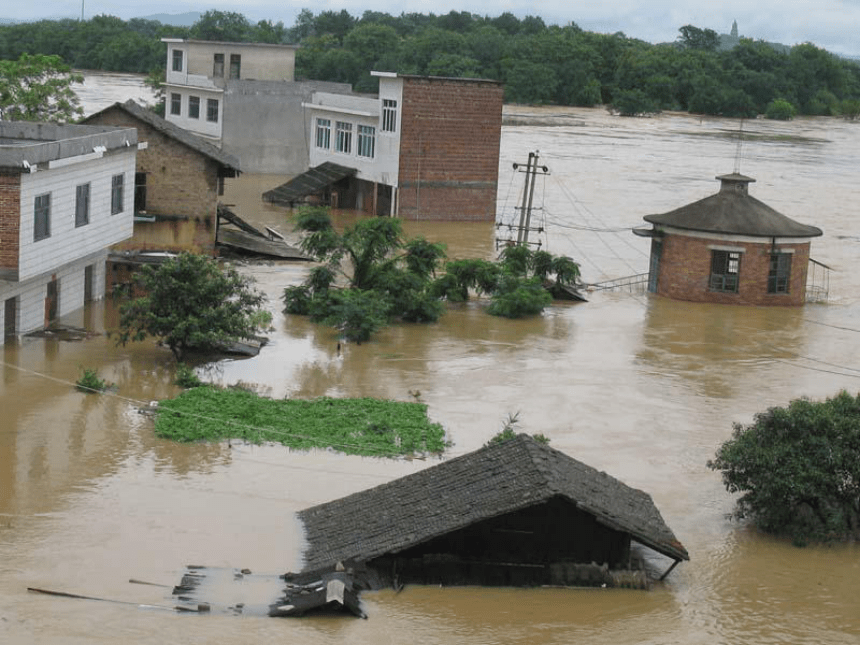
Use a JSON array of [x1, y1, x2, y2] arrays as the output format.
[[216, 228, 309, 260]]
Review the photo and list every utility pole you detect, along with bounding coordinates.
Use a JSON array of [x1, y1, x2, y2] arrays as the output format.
[[499, 151, 548, 248]]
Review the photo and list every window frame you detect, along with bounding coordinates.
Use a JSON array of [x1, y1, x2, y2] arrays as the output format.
[[206, 98, 219, 123], [767, 252, 792, 294], [335, 121, 353, 154], [229, 54, 241, 80], [315, 118, 331, 149], [172, 49, 183, 72], [213, 53, 224, 77], [111, 174, 125, 215], [382, 99, 398, 133], [170, 92, 181, 116], [188, 95, 200, 119], [75, 183, 90, 228], [709, 250, 741, 293], [357, 124, 376, 159], [134, 172, 147, 212], [34, 193, 51, 241]]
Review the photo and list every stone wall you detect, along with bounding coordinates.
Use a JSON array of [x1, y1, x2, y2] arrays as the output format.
[[0, 172, 21, 279]]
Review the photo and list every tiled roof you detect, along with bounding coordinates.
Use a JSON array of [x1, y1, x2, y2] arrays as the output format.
[[262, 162, 356, 205], [82, 100, 240, 172], [298, 434, 688, 570]]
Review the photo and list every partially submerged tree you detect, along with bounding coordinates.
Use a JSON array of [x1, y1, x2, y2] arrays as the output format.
[[116, 252, 271, 359], [0, 53, 83, 122], [708, 391, 860, 544]]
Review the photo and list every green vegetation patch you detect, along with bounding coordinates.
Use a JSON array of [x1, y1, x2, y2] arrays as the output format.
[[155, 386, 447, 457]]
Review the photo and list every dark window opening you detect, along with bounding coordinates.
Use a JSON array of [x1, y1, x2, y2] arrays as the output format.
[[768, 253, 792, 294], [709, 250, 740, 293], [229, 54, 241, 79], [111, 174, 124, 215], [75, 183, 90, 227], [170, 93, 181, 116], [188, 95, 200, 119], [134, 173, 147, 212], [207, 98, 219, 123], [34, 193, 50, 241], [172, 49, 183, 72], [213, 53, 224, 77]]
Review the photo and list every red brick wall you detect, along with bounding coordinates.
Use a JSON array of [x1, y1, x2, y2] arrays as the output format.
[[0, 172, 21, 274], [656, 233, 810, 306], [398, 77, 503, 221], [85, 107, 221, 253]]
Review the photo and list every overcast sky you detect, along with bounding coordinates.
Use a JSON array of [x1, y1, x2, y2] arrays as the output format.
[[7, 1, 860, 58]]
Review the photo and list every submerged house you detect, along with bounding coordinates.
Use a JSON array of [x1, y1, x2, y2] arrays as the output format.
[[299, 434, 688, 589], [636, 173, 824, 306], [265, 72, 504, 221], [1, 122, 137, 340], [83, 99, 241, 257]]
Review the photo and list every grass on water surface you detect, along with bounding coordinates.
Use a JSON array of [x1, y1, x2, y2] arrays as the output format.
[[154, 386, 447, 457]]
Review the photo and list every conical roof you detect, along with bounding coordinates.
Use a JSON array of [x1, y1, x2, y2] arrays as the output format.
[[643, 174, 822, 238]]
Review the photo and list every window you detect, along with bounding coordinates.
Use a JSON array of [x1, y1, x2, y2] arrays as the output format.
[[213, 53, 224, 77], [188, 96, 200, 119], [75, 183, 90, 227], [170, 93, 181, 116], [768, 253, 792, 294], [134, 173, 147, 212], [382, 99, 397, 132], [358, 125, 375, 158], [206, 98, 219, 123], [172, 49, 183, 72], [315, 118, 331, 149], [229, 54, 241, 79], [111, 174, 124, 215], [709, 250, 740, 293], [335, 121, 352, 153], [34, 193, 50, 241]]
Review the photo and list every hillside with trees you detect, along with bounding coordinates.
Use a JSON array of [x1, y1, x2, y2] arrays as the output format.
[[1, 9, 859, 118]]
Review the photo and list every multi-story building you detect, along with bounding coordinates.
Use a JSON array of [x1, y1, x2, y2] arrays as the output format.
[[161, 38, 351, 175], [1, 122, 138, 339], [269, 72, 504, 221]]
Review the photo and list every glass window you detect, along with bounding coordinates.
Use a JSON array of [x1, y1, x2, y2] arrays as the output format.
[[34, 193, 50, 241], [335, 121, 352, 154], [134, 173, 147, 212], [75, 183, 90, 227], [206, 98, 219, 123], [172, 49, 183, 72], [170, 93, 181, 116], [213, 53, 224, 77], [358, 125, 375, 158], [709, 250, 740, 293], [768, 253, 792, 294], [188, 96, 200, 119], [316, 118, 331, 149], [382, 99, 397, 132], [229, 54, 241, 79], [111, 174, 124, 215]]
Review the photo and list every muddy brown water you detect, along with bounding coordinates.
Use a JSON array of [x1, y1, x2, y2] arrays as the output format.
[[2, 77, 860, 643]]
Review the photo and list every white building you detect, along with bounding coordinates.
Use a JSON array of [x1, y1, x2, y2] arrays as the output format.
[[0, 122, 139, 340]]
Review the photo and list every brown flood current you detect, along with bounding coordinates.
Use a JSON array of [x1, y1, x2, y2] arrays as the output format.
[[3, 98, 860, 643]]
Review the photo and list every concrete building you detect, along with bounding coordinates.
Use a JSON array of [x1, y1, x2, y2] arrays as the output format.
[[635, 172, 823, 306], [83, 99, 240, 256], [162, 38, 351, 174], [270, 72, 504, 221], [1, 122, 138, 340]]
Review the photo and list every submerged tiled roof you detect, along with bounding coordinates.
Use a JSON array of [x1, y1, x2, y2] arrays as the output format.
[[298, 434, 689, 570], [82, 100, 240, 172], [644, 175, 822, 238], [262, 162, 356, 205]]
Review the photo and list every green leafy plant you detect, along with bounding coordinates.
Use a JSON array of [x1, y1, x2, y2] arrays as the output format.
[[708, 391, 860, 544], [174, 363, 204, 388], [75, 367, 110, 393], [765, 98, 797, 120], [154, 387, 447, 457]]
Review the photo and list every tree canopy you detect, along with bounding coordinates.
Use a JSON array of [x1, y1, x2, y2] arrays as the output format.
[[708, 391, 860, 544], [116, 252, 272, 360], [0, 53, 83, 122]]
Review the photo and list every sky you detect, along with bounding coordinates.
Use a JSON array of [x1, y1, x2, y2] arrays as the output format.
[[5, 0, 860, 58]]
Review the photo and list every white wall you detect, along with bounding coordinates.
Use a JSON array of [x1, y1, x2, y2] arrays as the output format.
[[17, 150, 135, 282], [165, 86, 224, 141]]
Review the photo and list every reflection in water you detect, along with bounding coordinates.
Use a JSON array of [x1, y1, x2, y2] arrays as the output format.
[[3, 97, 860, 644]]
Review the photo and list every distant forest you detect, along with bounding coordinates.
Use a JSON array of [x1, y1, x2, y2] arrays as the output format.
[[1, 9, 859, 118]]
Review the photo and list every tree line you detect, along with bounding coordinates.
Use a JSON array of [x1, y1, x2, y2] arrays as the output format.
[[2, 9, 859, 118]]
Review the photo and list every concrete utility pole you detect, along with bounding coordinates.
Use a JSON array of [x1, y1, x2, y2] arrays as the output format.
[[513, 151, 549, 246]]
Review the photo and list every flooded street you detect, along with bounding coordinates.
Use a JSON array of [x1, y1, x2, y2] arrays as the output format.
[[2, 78, 860, 642]]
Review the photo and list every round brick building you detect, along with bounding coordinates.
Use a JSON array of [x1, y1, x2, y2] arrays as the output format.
[[635, 173, 823, 306]]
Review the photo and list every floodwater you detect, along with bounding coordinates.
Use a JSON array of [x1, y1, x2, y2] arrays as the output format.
[[2, 76, 860, 643]]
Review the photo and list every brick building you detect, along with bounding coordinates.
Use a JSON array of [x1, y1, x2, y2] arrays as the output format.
[[1, 122, 138, 339], [274, 71, 504, 221], [635, 173, 823, 306], [83, 99, 240, 256]]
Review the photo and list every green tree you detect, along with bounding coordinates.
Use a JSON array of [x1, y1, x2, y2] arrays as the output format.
[[0, 53, 83, 123], [116, 253, 271, 360], [190, 10, 253, 42], [764, 98, 797, 120], [708, 391, 860, 543], [677, 25, 720, 52]]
